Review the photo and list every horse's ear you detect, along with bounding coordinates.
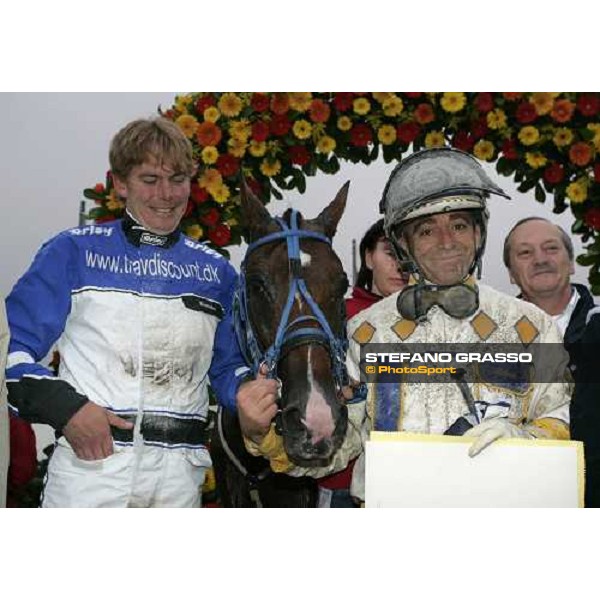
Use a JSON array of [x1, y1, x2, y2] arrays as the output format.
[[240, 174, 273, 242], [315, 180, 350, 239]]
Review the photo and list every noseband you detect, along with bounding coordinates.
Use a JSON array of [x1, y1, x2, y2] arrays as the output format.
[[233, 210, 349, 393]]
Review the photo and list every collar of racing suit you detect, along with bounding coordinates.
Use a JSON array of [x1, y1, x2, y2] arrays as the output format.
[[121, 210, 181, 248]]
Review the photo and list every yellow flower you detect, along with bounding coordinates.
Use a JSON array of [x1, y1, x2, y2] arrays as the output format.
[[440, 92, 466, 113], [383, 95, 404, 117], [292, 119, 313, 140], [175, 94, 193, 112], [185, 224, 204, 240], [211, 183, 231, 204], [288, 93, 313, 112], [353, 97, 371, 115], [518, 126, 540, 146], [525, 151, 548, 169], [201, 146, 219, 165], [106, 190, 125, 211], [567, 179, 588, 204], [175, 114, 199, 138], [553, 128, 574, 148], [229, 119, 251, 141], [425, 131, 445, 148], [260, 159, 282, 177], [218, 93, 243, 117], [337, 116, 352, 131], [316, 135, 336, 154], [204, 107, 220, 123], [198, 168, 223, 191], [249, 140, 267, 157], [486, 109, 507, 130], [587, 124, 600, 151], [372, 92, 393, 104], [473, 139, 495, 161], [530, 92, 555, 116], [227, 137, 247, 158], [377, 124, 397, 145]]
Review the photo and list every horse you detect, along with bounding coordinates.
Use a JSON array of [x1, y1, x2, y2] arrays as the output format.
[[210, 180, 351, 507]]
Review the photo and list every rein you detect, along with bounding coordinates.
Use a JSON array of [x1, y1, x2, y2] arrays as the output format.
[[233, 209, 349, 393]]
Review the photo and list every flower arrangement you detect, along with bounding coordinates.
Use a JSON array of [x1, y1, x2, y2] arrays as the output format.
[[84, 92, 600, 290]]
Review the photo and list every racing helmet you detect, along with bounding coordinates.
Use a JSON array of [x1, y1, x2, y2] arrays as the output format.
[[379, 147, 510, 278]]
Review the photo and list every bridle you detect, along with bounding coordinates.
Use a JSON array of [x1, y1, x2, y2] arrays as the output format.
[[233, 209, 349, 394]]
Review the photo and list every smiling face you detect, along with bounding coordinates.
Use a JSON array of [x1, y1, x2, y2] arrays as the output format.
[[507, 219, 574, 303], [366, 239, 408, 297], [399, 211, 480, 286], [113, 157, 191, 234]]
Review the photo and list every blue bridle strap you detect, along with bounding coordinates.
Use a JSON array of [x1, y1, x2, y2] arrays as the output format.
[[233, 209, 349, 392]]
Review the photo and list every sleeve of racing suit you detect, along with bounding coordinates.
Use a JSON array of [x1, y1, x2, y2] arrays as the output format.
[[208, 266, 252, 412], [5, 233, 89, 431], [522, 317, 572, 440]]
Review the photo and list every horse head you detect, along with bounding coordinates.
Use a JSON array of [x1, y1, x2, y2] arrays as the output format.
[[236, 180, 350, 467]]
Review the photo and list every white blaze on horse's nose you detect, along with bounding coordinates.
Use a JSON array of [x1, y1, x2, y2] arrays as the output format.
[[301, 347, 335, 444], [300, 250, 311, 267]]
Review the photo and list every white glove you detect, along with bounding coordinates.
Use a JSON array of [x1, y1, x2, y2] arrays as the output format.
[[464, 418, 532, 457]]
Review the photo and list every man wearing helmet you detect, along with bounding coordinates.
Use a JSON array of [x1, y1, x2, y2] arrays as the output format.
[[237, 148, 572, 504]]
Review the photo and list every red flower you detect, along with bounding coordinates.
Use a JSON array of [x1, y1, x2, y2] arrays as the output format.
[[452, 130, 474, 152], [594, 163, 600, 181], [271, 93, 290, 115], [577, 93, 600, 117], [349, 123, 373, 147], [196, 121, 222, 146], [251, 121, 270, 142], [216, 154, 240, 178], [309, 99, 331, 123], [270, 114, 292, 136], [502, 93, 522, 101], [470, 116, 489, 139], [413, 103, 435, 124], [516, 102, 537, 124], [569, 141, 593, 167], [184, 199, 195, 218], [584, 206, 600, 231], [195, 95, 216, 114], [332, 93, 354, 112], [543, 163, 565, 185], [289, 145, 311, 166], [404, 92, 422, 98], [93, 183, 105, 194], [190, 183, 209, 204], [200, 208, 220, 227], [208, 224, 232, 247], [95, 215, 117, 223], [396, 121, 421, 144], [501, 139, 518, 160], [551, 99, 575, 123], [475, 92, 494, 113], [251, 93, 270, 112]]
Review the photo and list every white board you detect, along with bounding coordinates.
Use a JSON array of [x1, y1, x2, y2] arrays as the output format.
[[365, 431, 584, 508]]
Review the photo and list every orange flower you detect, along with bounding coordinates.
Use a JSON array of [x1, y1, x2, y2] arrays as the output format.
[[271, 93, 290, 115], [551, 99, 575, 123], [414, 103, 435, 124], [196, 121, 222, 147], [309, 99, 331, 123], [502, 93, 522, 101], [569, 142, 593, 167]]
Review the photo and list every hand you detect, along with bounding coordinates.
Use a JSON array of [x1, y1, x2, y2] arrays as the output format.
[[236, 365, 279, 444], [63, 401, 134, 460], [465, 418, 532, 457]]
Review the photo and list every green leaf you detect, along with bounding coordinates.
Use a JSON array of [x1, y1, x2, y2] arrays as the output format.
[[534, 183, 546, 203]]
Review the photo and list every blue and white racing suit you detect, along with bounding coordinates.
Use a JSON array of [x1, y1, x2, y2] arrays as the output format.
[[5, 216, 250, 507]]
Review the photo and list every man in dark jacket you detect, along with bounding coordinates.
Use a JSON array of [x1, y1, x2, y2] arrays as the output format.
[[504, 216, 597, 506]]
